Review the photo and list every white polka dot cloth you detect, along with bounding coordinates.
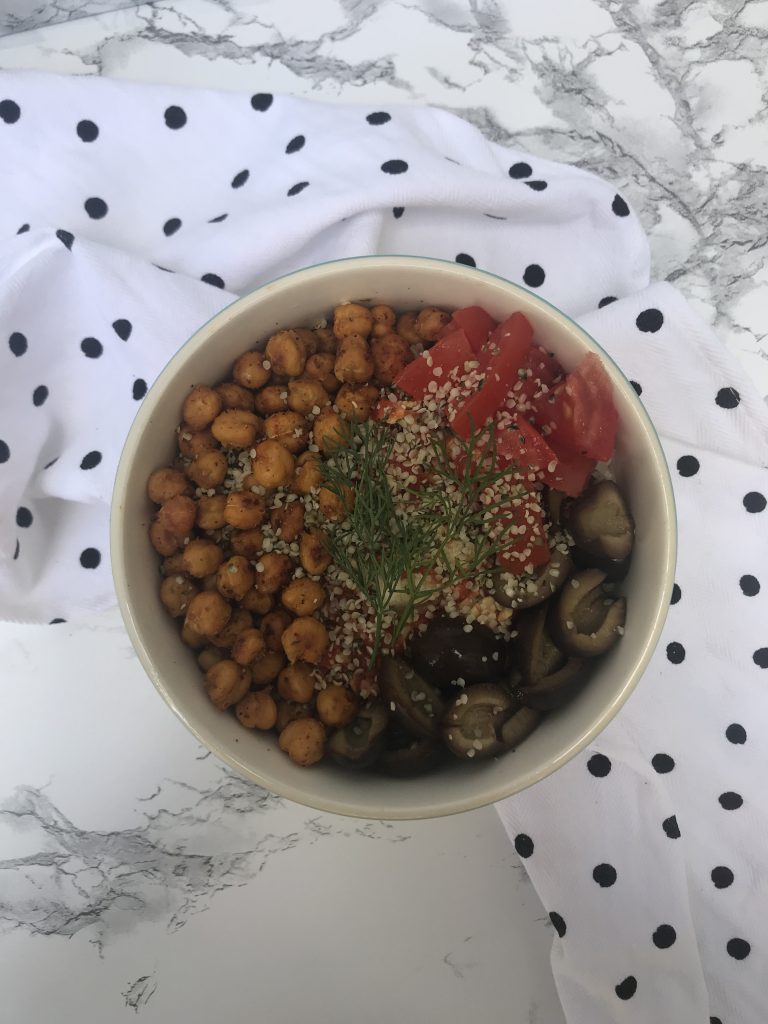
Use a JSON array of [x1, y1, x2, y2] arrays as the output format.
[[1, 71, 767, 1022]]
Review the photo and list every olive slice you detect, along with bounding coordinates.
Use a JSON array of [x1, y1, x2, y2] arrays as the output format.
[[518, 657, 585, 710], [549, 568, 627, 657], [500, 706, 541, 747], [564, 480, 634, 580], [327, 702, 389, 770], [513, 605, 566, 686], [408, 617, 509, 688], [379, 656, 445, 739], [494, 548, 573, 612], [442, 684, 517, 760], [377, 736, 444, 776]]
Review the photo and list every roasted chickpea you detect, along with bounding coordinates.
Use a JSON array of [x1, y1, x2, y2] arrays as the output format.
[[254, 386, 290, 416], [276, 700, 314, 732], [216, 381, 256, 411], [371, 334, 412, 386], [281, 578, 326, 616], [288, 379, 330, 416], [224, 491, 266, 530], [299, 528, 332, 575], [261, 609, 293, 652], [211, 409, 262, 449], [216, 556, 256, 601], [202, 573, 219, 592], [312, 409, 349, 453], [270, 499, 305, 542], [186, 451, 228, 489], [292, 327, 318, 357], [182, 538, 225, 578], [230, 527, 265, 558], [157, 494, 197, 537], [233, 350, 271, 390], [197, 645, 223, 671], [205, 659, 251, 710], [210, 607, 253, 649], [185, 591, 231, 637], [254, 553, 294, 595], [250, 650, 286, 686], [333, 302, 373, 341], [305, 352, 339, 391], [236, 690, 278, 730], [294, 452, 323, 495], [316, 686, 358, 728], [181, 621, 206, 649], [161, 552, 187, 576], [277, 662, 316, 703], [241, 588, 274, 614], [149, 521, 181, 556], [196, 493, 228, 531], [147, 467, 191, 505], [279, 718, 326, 767], [314, 327, 337, 353], [178, 427, 218, 458], [281, 616, 329, 664], [370, 304, 396, 338], [250, 440, 295, 489], [160, 574, 198, 617], [265, 329, 308, 377], [396, 311, 421, 345], [231, 627, 267, 666], [318, 484, 352, 523], [335, 383, 381, 423], [182, 385, 222, 431], [265, 411, 309, 454], [334, 334, 375, 384], [416, 306, 451, 342]]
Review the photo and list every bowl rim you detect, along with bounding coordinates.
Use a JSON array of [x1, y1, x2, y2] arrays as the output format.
[[111, 255, 677, 819]]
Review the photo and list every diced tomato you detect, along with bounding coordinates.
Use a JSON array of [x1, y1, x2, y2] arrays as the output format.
[[495, 416, 557, 475], [534, 352, 618, 462], [451, 306, 497, 353], [545, 440, 596, 498], [450, 313, 534, 439], [514, 346, 563, 406], [394, 328, 474, 400], [496, 492, 550, 575]]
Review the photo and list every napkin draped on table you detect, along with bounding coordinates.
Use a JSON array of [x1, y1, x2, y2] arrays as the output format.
[[0, 71, 766, 1023]]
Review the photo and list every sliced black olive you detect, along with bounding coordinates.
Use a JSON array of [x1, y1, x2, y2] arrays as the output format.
[[408, 616, 509, 688], [549, 568, 627, 657], [379, 655, 445, 739], [564, 480, 634, 580], [442, 684, 517, 760], [500, 706, 541, 747], [377, 735, 444, 776], [327, 702, 389, 770], [517, 657, 586, 710], [513, 605, 566, 686], [494, 548, 573, 612]]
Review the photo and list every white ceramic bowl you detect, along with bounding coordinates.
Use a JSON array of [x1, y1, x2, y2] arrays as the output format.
[[111, 256, 676, 820]]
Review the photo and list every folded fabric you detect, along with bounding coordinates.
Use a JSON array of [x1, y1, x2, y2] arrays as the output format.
[[0, 70, 766, 1022]]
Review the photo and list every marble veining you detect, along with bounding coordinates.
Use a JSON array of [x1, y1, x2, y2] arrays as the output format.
[[0, 0, 148, 37]]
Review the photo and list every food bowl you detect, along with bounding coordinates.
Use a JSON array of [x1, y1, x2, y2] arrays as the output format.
[[111, 256, 676, 819]]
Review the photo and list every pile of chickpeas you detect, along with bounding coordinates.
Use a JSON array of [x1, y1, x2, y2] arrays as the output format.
[[147, 301, 452, 767]]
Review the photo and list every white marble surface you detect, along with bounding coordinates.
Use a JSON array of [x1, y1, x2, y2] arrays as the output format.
[[0, 1, 766, 1021]]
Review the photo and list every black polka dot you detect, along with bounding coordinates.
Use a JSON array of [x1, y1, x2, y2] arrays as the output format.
[[209, 213, 228, 223], [636, 308, 664, 333], [231, 169, 249, 188], [80, 450, 102, 470], [711, 866, 734, 889], [286, 134, 305, 153], [456, 253, 476, 267], [743, 491, 766, 513], [84, 197, 108, 219], [0, 438, 10, 464], [17, 224, 30, 234], [16, 506, 32, 527], [366, 111, 391, 125], [393, 207, 404, 219], [662, 815, 680, 838], [250, 93, 273, 112], [80, 337, 103, 358], [49, 618, 66, 625], [484, 213, 506, 220], [80, 547, 101, 569], [725, 723, 747, 744], [163, 217, 181, 236], [523, 264, 545, 288], [164, 105, 187, 129], [514, 833, 533, 858], [652, 753, 675, 773], [509, 162, 532, 179], [739, 574, 760, 596], [43, 457, 58, 469], [599, 296, 617, 308], [753, 648, 768, 669], [381, 159, 408, 174], [13, 539, 19, 560], [666, 642, 685, 664], [615, 976, 637, 1000], [671, 583, 681, 604], [525, 180, 547, 191], [9, 332, 27, 356], [549, 912, 566, 938], [133, 378, 147, 400], [32, 385, 48, 406], [727, 938, 750, 960], [201, 273, 225, 288], [0, 99, 20, 124], [593, 863, 617, 887], [628, 380, 642, 396], [76, 119, 99, 142], [652, 924, 676, 949], [112, 319, 132, 341], [56, 229, 74, 250], [677, 455, 699, 477], [287, 181, 309, 196], [612, 194, 630, 217], [716, 386, 740, 409], [711, 1018, 723, 1024], [719, 791, 743, 810], [587, 753, 611, 777]]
